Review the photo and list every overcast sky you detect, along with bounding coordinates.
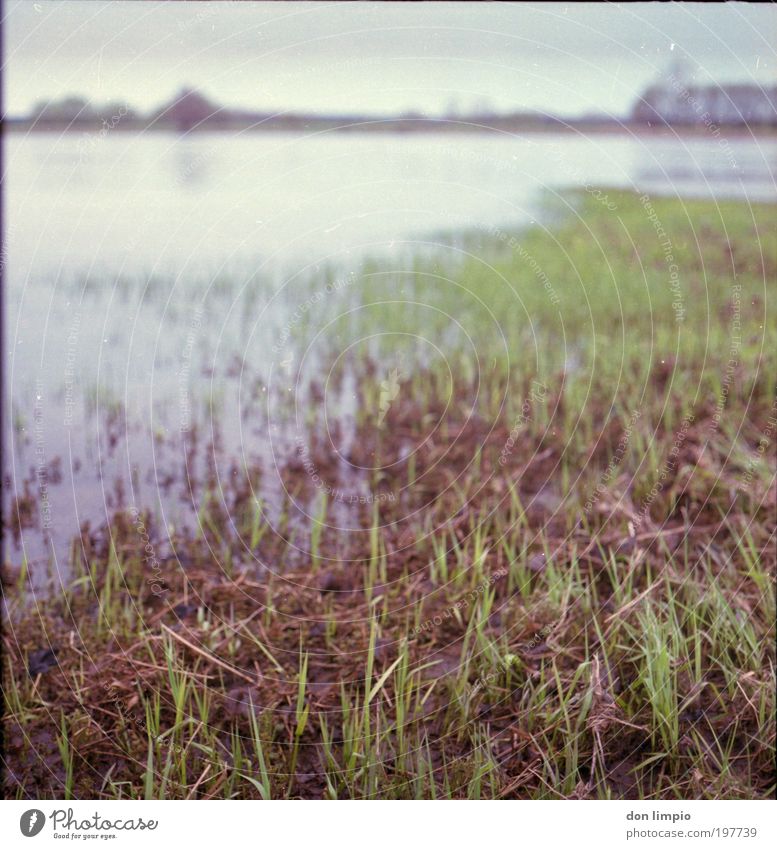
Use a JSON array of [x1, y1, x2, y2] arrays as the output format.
[[3, 1, 775, 118]]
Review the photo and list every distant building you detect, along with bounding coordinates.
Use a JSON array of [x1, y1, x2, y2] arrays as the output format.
[[632, 81, 777, 127]]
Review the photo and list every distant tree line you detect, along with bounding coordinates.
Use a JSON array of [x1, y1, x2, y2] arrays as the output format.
[[8, 82, 777, 133]]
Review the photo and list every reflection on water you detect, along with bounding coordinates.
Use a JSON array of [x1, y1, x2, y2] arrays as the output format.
[[4, 130, 776, 578]]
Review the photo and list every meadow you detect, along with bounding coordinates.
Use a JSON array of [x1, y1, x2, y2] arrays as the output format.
[[3, 189, 775, 799]]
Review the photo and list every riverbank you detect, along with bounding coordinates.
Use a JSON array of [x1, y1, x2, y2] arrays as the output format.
[[3, 190, 775, 799]]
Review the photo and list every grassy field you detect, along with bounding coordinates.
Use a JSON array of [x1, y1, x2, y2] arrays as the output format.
[[3, 189, 775, 799]]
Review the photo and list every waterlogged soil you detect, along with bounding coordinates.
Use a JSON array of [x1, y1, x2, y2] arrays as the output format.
[[3, 364, 775, 799]]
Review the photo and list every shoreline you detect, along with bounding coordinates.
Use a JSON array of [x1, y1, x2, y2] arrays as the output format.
[[4, 120, 776, 139]]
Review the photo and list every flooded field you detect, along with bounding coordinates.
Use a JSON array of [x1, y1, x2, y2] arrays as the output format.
[[4, 130, 776, 578], [5, 187, 775, 799], [4, 0, 776, 807]]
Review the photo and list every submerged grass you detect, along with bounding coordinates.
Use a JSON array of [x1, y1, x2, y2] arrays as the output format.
[[3, 190, 775, 799]]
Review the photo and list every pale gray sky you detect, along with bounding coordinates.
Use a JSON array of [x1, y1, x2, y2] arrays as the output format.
[[3, 1, 775, 118]]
